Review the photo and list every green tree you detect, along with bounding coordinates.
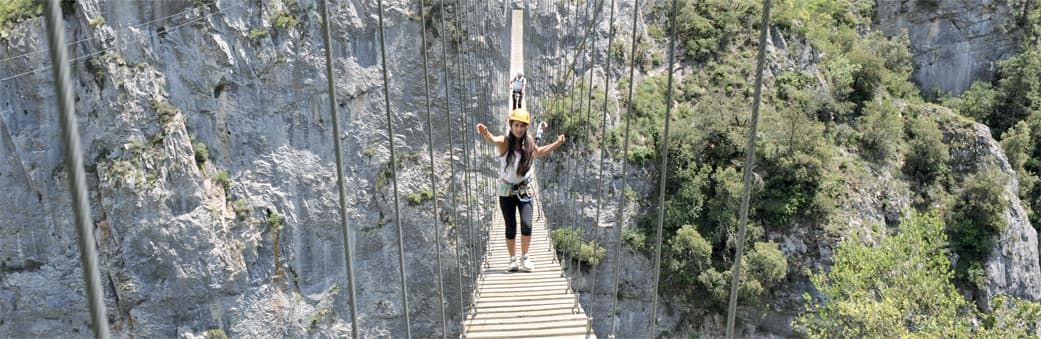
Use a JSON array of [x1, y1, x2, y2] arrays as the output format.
[[674, 0, 759, 62], [955, 81, 999, 124], [757, 151, 827, 228], [857, 97, 904, 161], [745, 242, 787, 286], [977, 295, 1041, 337], [666, 225, 712, 289], [948, 170, 1010, 289], [798, 212, 972, 337], [903, 113, 950, 185], [991, 47, 1041, 137], [1000, 119, 1039, 224]]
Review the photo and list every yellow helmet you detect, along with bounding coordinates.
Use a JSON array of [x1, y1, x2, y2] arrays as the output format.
[[509, 108, 530, 125]]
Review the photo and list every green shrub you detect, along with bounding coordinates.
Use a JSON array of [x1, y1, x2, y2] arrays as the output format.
[[88, 16, 105, 29], [270, 0, 301, 30], [405, 188, 434, 205], [151, 99, 180, 126], [695, 267, 762, 308], [248, 29, 268, 39], [757, 152, 827, 228], [550, 228, 605, 267], [272, 11, 298, 29], [268, 212, 284, 231], [0, 0, 41, 35], [646, 25, 665, 42], [696, 268, 729, 305], [214, 170, 232, 190], [903, 113, 950, 185], [857, 97, 904, 161], [193, 142, 210, 168], [233, 199, 249, 220], [745, 242, 787, 285], [622, 227, 647, 251], [204, 328, 227, 339], [846, 45, 885, 110]]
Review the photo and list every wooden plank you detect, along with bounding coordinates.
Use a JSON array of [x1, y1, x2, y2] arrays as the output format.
[[479, 275, 566, 283], [466, 313, 587, 327], [463, 327, 589, 339], [466, 307, 585, 320], [467, 318, 589, 333], [477, 293, 576, 303], [475, 298, 576, 309], [477, 289, 572, 299], [475, 283, 570, 293], [479, 271, 565, 279]]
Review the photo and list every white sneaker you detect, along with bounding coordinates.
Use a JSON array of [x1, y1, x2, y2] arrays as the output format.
[[519, 254, 534, 272], [508, 256, 518, 272]]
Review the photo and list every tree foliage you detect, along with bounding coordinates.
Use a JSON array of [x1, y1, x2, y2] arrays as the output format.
[[798, 212, 1041, 337]]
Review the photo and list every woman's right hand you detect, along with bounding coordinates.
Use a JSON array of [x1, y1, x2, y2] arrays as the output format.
[[476, 123, 488, 136]]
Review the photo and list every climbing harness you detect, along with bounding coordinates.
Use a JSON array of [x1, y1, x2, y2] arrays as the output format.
[[513, 179, 535, 202]]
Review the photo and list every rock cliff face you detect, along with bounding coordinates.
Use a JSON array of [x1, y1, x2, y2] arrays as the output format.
[[874, 0, 1027, 95], [0, 0, 507, 337], [940, 113, 1041, 309]]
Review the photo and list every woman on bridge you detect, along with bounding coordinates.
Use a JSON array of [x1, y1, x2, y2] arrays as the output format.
[[476, 108, 565, 272]]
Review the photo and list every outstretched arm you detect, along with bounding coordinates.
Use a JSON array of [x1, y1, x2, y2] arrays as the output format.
[[535, 134, 566, 158], [476, 123, 507, 154]]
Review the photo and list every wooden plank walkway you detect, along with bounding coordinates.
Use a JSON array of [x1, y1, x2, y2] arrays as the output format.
[[463, 189, 593, 338], [463, 8, 595, 339]]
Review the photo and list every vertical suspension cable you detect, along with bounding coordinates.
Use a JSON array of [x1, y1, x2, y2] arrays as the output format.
[[576, 0, 604, 281], [451, 0, 479, 305], [473, 0, 488, 267], [416, 0, 449, 335], [563, 0, 583, 276], [553, 5, 571, 247], [42, 1, 110, 338], [437, 0, 467, 323], [576, 0, 593, 277], [453, 0, 476, 297], [474, 0, 488, 273], [649, 0, 680, 335], [726, 1, 772, 337], [465, 0, 488, 274], [609, 0, 640, 336], [375, 0, 413, 336], [318, 2, 361, 338], [589, 0, 616, 329]]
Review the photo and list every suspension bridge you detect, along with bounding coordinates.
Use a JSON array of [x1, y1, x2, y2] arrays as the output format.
[[22, 0, 774, 337], [461, 7, 593, 338]]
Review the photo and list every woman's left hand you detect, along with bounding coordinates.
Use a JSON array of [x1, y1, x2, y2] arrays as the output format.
[[556, 134, 566, 144]]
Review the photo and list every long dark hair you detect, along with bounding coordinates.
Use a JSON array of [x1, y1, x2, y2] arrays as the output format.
[[503, 131, 536, 177]]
